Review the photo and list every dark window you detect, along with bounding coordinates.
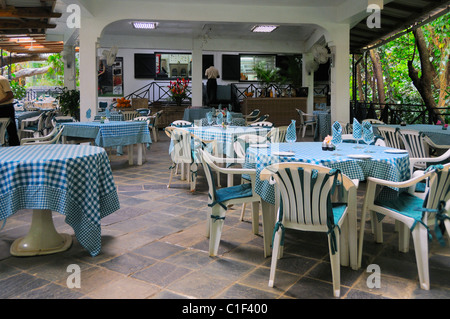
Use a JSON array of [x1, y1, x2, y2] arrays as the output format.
[[134, 54, 156, 79], [222, 54, 240, 81]]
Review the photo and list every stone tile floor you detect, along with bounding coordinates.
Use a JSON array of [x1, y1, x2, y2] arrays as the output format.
[[0, 131, 449, 300]]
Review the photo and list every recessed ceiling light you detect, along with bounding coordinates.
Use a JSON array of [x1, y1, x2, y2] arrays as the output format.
[[132, 22, 158, 29], [251, 25, 278, 33]]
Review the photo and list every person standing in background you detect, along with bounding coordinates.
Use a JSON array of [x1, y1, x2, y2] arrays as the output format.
[[205, 65, 220, 106], [0, 75, 20, 146]]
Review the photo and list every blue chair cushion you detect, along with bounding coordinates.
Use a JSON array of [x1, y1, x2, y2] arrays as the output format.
[[415, 182, 427, 193], [332, 204, 347, 225], [375, 192, 425, 223], [215, 183, 253, 204]]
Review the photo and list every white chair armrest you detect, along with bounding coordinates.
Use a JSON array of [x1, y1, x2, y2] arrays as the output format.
[[366, 169, 434, 189]]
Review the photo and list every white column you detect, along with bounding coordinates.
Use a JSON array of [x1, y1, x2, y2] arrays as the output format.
[[78, 18, 99, 122], [302, 52, 315, 114], [328, 25, 350, 123], [63, 45, 77, 90], [191, 39, 203, 107]]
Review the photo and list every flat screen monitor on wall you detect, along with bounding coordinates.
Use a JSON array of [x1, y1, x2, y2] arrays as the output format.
[[134, 54, 156, 79]]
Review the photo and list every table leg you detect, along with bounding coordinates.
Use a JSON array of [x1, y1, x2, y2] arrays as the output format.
[[137, 143, 143, 165], [10, 209, 72, 256], [128, 145, 133, 165], [261, 200, 276, 258]]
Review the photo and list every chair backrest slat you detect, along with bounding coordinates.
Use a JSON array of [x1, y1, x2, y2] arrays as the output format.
[[426, 165, 450, 211], [399, 129, 429, 159], [267, 163, 355, 229], [169, 128, 192, 164], [377, 126, 403, 149]]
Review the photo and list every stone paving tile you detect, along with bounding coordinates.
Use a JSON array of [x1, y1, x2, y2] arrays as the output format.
[[0, 132, 449, 301]]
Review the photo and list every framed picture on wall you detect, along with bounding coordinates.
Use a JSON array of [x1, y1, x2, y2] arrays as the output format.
[[98, 57, 124, 97]]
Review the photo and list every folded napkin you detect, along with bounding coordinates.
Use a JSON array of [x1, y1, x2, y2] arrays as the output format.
[[206, 111, 213, 124], [362, 121, 374, 144], [286, 120, 297, 142], [352, 118, 362, 139], [226, 111, 233, 124], [331, 121, 342, 146], [216, 112, 223, 125]]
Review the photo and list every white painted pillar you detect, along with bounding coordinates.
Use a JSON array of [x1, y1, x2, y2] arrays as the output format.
[[191, 39, 203, 107], [78, 18, 99, 122], [63, 45, 77, 90], [328, 25, 350, 123], [302, 52, 315, 114]]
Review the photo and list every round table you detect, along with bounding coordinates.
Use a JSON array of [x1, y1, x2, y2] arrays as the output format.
[[0, 144, 120, 256]]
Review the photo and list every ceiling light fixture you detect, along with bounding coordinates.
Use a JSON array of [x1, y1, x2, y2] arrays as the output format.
[[251, 25, 278, 33], [132, 22, 158, 29]]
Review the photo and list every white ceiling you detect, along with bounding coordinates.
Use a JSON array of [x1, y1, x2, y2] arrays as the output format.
[[102, 20, 320, 43]]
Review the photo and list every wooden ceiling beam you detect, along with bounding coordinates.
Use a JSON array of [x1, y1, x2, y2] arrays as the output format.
[[0, 20, 56, 30], [0, 6, 62, 19]]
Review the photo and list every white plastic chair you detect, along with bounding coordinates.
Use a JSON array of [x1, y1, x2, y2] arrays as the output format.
[[398, 129, 430, 170], [250, 121, 273, 128], [149, 110, 163, 142], [166, 127, 196, 191], [376, 126, 404, 149], [358, 163, 450, 290], [244, 109, 260, 124], [232, 134, 268, 233], [199, 149, 261, 256], [260, 162, 358, 297], [363, 118, 385, 125], [247, 114, 269, 125], [266, 126, 287, 143], [0, 118, 10, 146], [171, 120, 194, 127], [20, 126, 64, 145], [166, 127, 217, 192], [409, 146, 450, 176], [20, 112, 46, 139], [296, 108, 316, 138]]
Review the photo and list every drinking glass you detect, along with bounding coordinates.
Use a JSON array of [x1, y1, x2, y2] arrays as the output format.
[[363, 132, 374, 153], [285, 120, 296, 152]]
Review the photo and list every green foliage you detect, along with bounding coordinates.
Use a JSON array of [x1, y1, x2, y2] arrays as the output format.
[[46, 53, 65, 86], [253, 62, 282, 88], [351, 12, 449, 111], [58, 88, 80, 121], [9, 80, 27, 100]]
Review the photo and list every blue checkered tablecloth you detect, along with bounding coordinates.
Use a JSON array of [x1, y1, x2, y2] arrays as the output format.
[[62, 121, 152, 148], [0, 144, 120, 256], [187, 125, 271, 157], [94, 112, 124, 121], [244, 142, 411, 204]]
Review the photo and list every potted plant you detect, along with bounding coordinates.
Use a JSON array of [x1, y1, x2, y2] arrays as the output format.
[[58, 87, 80, 121], [253, 62, 281, 97]]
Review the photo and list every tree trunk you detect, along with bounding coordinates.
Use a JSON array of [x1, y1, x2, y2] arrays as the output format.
[[13, 66, 50, 79], [1, 53, 47, 66], [408, 28, 443, 123], [356, 57, 364, 101], [369, 49, 386, 107]]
